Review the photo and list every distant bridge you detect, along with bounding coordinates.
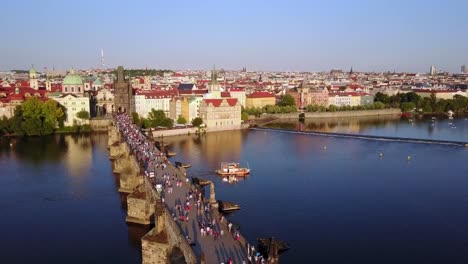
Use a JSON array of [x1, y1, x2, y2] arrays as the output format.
[[252, 127, 468, 147]]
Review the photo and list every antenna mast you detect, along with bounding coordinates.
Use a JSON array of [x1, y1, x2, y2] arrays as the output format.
[[100, 48, 105, 69]]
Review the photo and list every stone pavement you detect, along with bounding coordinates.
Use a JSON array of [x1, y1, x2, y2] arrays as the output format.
[[149, 159, 249, 264]]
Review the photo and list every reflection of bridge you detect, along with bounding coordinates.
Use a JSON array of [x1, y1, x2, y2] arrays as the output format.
[[108, 121, 264, 263]]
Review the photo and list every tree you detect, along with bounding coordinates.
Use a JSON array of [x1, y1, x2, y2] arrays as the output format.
[[278, 94, 296, 107], [145, 109, 173, 128], [76, 110, 90, 119], [177, 115, 187, 124], [400, 102, 415, 112], [406, 92, 421, 107], [374, 92, 390, 104], [328, 105, 338, 112], [241, 112, 249, 121], [373, 102, 385, 109], [41, 99, 64, 134], [191, 117, 203, 127], [429, 92, 437, 109], [131, 112, 140, 125], [21, 97, 44, 136]]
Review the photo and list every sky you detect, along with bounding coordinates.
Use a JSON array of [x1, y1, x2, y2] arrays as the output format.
[[1, 0, 467, 73]]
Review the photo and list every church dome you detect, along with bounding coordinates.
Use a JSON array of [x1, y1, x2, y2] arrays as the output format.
[[63, 70, 83, 85], [93, 77, 103, 86], [29, 66, 37, 74]]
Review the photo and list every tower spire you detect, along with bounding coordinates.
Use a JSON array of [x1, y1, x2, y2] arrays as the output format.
[[100, 49, 105, 69]]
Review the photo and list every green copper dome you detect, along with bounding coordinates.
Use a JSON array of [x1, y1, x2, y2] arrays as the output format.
[[63, 70, 83, 85], [29, 67, 37, 74], [93, 77, 103, 85]]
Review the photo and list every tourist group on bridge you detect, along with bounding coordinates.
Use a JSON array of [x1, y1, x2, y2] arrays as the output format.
[[116, 113, 262, 264]]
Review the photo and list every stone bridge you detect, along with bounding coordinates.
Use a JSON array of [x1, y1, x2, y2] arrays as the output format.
[[108, 123, 270, 264]]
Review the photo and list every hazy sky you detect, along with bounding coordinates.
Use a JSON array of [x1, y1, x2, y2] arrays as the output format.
[[1, 0, 467, 72]]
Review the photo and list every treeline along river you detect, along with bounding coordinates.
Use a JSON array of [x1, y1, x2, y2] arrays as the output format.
[[1, 116, 468, 263]]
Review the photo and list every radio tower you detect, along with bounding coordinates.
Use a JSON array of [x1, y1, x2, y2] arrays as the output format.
[[100, 48, 105, 70]]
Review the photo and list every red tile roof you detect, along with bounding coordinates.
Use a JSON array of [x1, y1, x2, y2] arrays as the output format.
[[203, 98, 238, 107], [246, 91, 275, 98], [229, 88, 245, 92], [221, 92, 231, 97]]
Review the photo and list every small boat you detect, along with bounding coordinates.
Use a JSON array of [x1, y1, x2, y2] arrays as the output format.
[[218, 200, 240, 212], [257, 237, 290, 255], [166, 151, 177, 157], [175, 161, 191, 168], [216, 162, 250, 176], [192, 177, 210, 186]]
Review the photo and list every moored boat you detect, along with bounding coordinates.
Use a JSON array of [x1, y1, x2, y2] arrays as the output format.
[[215, 162, 250, 176], [257, 237, 290, 255], [218, 200, 240, 212], [192, 177, 210, 186], [175, 161, 191, 168]]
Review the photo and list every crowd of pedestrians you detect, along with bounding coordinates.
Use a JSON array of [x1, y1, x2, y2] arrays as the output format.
[[115, 113, 264, 264]]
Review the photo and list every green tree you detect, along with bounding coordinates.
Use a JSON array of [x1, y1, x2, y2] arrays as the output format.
[[241, 112, 249, 121], [131, 112, 140, 125], [21, 97, 44, 136], [429, 92, 437, 109], [400, 102, 416, 112], [406, 92, 421, 107], [278, 94, 296, 107], [191, 117, 203, 127], [373, 102, 386, 109], [374, 92, 390, 104], [328, 105, 338, 112], [147, 109, 173, 128], [76, 110, 90, 119], [41, 99, 64, 134], [177, 115, 187, 124]]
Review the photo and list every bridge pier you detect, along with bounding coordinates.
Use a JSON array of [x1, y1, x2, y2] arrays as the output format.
[[142, 228, 171, 264], [126, 179, 156, 225]]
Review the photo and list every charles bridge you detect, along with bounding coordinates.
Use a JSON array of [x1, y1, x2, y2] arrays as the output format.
[[107, 121, 278, 263]]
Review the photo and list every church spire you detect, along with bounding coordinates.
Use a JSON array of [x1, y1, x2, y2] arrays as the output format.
[[210, 65, 218, 85]]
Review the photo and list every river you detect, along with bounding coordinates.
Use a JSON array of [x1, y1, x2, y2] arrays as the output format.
[[1, 116, 468, 263], [0, 133, 150, 264]]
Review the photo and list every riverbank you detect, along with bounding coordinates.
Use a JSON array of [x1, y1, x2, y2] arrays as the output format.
[[149, 124, 249, 138], [251, 108, 401, 120]]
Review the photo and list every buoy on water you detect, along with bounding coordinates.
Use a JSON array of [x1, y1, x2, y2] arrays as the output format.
[[407, 155, 411, 161], [323, 146, 327, 150], [379, 152, 383, 158]]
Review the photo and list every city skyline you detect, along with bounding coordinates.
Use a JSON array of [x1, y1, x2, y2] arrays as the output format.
[[1, 0, 467, 73]]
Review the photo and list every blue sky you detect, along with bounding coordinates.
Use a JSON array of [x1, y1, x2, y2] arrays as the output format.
[[1, 0, 467, 72]]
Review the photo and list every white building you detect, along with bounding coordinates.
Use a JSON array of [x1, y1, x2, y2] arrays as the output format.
[[134, 90, 176, 118], [228, 88, 246, 107], [52, 94, 90, 126]]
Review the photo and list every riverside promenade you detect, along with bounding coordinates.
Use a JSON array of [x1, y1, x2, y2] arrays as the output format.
[[115, 114, 252, 264]]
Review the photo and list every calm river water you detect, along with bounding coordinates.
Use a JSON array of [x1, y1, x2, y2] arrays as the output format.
[[1, 116, 468, 263]]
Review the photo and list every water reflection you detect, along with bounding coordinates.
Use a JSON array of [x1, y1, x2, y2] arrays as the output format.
[[266, 115, 401, 134], [1, 133, 146, 264], [164, 130, 249, 172]]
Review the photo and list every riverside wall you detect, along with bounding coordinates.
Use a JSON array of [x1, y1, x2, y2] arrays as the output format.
[[253, 108, 402, 120], [90, 118, 113, 131], [150, 124, 249, 138]]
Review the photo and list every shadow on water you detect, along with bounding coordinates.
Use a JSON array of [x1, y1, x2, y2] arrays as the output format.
[[127, 223, 152, 252], [0, 135, 69, 164]]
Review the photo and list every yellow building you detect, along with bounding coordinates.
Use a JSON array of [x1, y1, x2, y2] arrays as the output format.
[[245, 91, 276, 108]]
